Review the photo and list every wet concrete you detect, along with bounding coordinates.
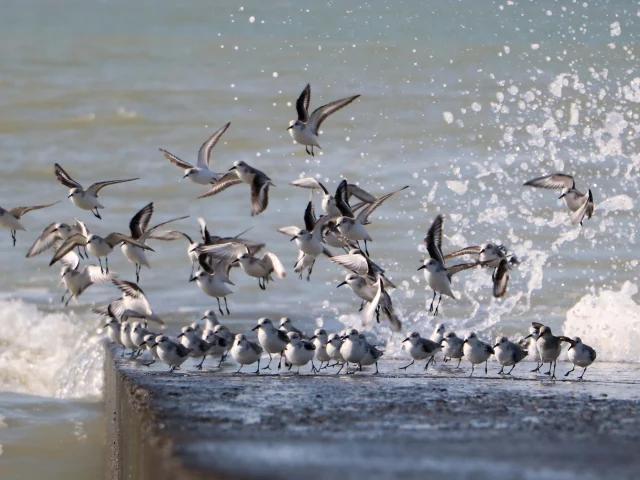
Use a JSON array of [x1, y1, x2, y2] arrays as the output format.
[[105, 345, 640, 480]]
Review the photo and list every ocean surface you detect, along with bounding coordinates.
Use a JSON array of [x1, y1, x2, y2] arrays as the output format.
[[0, 1, 638, 478]]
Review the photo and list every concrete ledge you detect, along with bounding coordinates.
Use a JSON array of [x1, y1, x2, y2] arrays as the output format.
[[105, 345, 640, 480]]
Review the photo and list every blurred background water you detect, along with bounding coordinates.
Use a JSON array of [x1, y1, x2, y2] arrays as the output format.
[[0, 1, 638, 478]]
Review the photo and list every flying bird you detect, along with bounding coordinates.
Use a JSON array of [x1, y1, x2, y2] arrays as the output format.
[[523, 173, 594, 225], [0, 202, 58, 246]]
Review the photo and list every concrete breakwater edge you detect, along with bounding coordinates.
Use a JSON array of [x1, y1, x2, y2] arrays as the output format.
[[105, 345, 640, 480]]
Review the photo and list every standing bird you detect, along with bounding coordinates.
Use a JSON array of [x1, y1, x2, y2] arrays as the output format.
[[279, 317, 307, 339], [287, 84, 360, 156], [0, 202, 58, 246], [535, 325, 563, 379], [284, 332, 316, 374], [325, 333, 345, 371], [493, 335, 528, 375], [309, 329, 331, 370], [440, 331, 464, 367], [252, 318, 289, 370], [560, 336, 597, 380], [230, 334, 263, 374], [522, 325, 542, 372], [339, 328, 367, 374], [400, 331, 442, 372], [159, 122, 231, 185], [54, 163, 137, 219], [418, 215, 477, 315], [358, 335, 384, 375], [197, 161, 274, 216], [151, 335, 191, 373], [462, 332, 494, 377], [178, 326, 211, 370], [523, 173, 594, 225]]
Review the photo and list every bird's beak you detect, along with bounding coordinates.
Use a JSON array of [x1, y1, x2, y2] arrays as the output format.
[[287, 125, 293, 131], [290, 236, 298, 242], [341, 336, 347, 340], [251, 325, 260, 332], [309, 335, 317, 341], [189, 276, 197, 282], [523, 333, 533, 340], [67, 194, 72, 198], [150, 343, 158, 348], [402, 338, 409, 343], [228, 166, 237, 171], [568, 345, 574, 351], [140, 342, 147, 347], [200, 316, 206, 321], [177, 333, 184, 338], [480, 249, 485, 254], [493, 343, 499, 348], [559, 193, 565, 199], [103, 323, 109, 328], [417, 265, 426, 271], [336, 281, 347, 288], [462, 339, 468, 344], [323, 341, 330, 347], [182, 173, 189, 179]]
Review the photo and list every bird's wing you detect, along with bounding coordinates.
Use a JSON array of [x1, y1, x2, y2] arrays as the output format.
[[492, 258, 510, 298], [129, 202, 154, 239], [93, 299, 125, 319], [277, 226, 302, 238], [85, 265, 116, 285], [356, 186, 408, 225], [303, 201, 317, 232], [250, 178, 271, 216], [197, 253, 215, 275], [197, 171, 242, 199], [424, 215, 445, 266], [443, 245, 481, 260], [335, 179, 354, 218], [289, 177, 328, 194], [74, 218, 89, 237], [104, 233, 155, 251], [140, 216, 189, 242], [9, 202, 59, 219], [86, 178, 139, 196], [523, 173, 575, 190], [197, 122, 231, 169], [49, 233, 87, 266], [330, 253, 369, 274], [54, 164, 83, 190], [58, 243, 80, 270], [197, 216, 212, 244], [197, 242, 248, 262], [26, 223, 59, 258], [263, 252, 286, 278], [113, 280, 154, 318], [295, 83, 311, 122], [311, 216, 331, 243], [158, 149, 194, 169], [307, 94, 361, 135], [362, 277, 383, 328], [146, 230, 190, 242], [569, 190, 594, 225], [347, 184, 377, 203], [446, 262, 481, 278]]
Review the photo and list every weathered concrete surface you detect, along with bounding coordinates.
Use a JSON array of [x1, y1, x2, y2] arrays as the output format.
[[105, 345, 640, 480]]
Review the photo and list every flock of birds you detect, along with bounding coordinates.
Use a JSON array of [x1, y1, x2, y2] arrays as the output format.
[[2, 84, 597, 380]]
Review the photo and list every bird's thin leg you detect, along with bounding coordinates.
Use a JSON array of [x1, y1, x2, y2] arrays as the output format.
[[531, 362, 542, 373], [196, 355, 206, 370], [469, 364, 475, 377], [287, 362, 293, 371], [61, 291, 68, 303], [498, 366, 505, 375], [311, 359, 317, 373], [169, 365, 176, 373], [424, 356, 434, 372], [277, 352, 284, 370], [306, 146, 311, 155], [141, 359, 155, 367], [429, 291, 437, 312], [434, 294, 443, 316], [345, 362, 355, 374], [76, 246, 85, 259], [506, 365, 516, 375], [93, 208, 102, 219], [105, 257, 109, 274], [544, 363, 552, 376], [224, 297, 230, 315], [11, 230, 16, 247], [375, 306, 381, 323], [578, 368, 587, 381], [189, 263, 195, 280], [456, 358, 462, 368], [65, 296, 72, 307], [336, 362, 345, 374], [236, 364, 243, 373], [307, 259, 315, 281], [373, 362, 379, 375], [551, 361, 557, 380], [135, 264, 140, 283], [217, 356, 225, 367], [263, 352, 273, 370], [98, 257, 104, 274], [484, 360, 488, 375], [216, 298, 224, 316], [364, 240, 370, 256], [358, 301, 365, 312], [254, 360, 260, 375], [564, 365, 575, 377], [83, 246, 89, 258], [399, 360, 415, 370]]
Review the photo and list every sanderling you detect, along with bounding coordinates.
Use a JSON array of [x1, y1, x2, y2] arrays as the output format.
[[430, 323, 445, 344], [560, 336, 597, 380], [400, 331, 442, 372], [278, 201, 333, 280], [535, 324, 563, 379], [493, 335, 528, 375], [358, 335, 384, 375], [230, 333, 263, 374], [93, 279, 165, 326], [0, 202, 58, 246], [26, 219, 87, 259], [287, 83, 360, 156], [103, 310, 123, 347], [284, 332, 316, 374], [462, 332, 494, 377], [60, 254, 115, 306], [522, 325, 542, 372], [119, 321, 139, 357], [202, 328, 229, 366], [178, 325, 211, 370], [418, 215, 477, 315], [54, 163, 137, 219], [151, 335, 192, 373], [309, 329, 331, 369], [279, 317, 307, 338], [333, 183, 408, 256], [492, 258, 510, 298], [159, 122, 230, 185], [190, 254, 234, 315], [440, 331, 464, 367], [325, 333, 345, 371], [140, 333, 159, 366], [337, 274, 401, 331], [213, 324, 234, 361], [523, 173, 594, 225], [200, 310, 221, 332], [330, 248, 395, 288], [290, 178, 376, 217], [130, 321, 155, 357], [252, 318, 289, 370], [444, 243, 518, 268], [198, 160, 274, 216], [340, 328, 367, 374], [121, 202, 188, 282]]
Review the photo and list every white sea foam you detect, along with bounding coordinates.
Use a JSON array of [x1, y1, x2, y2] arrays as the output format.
[[0, 300, 104, 399]]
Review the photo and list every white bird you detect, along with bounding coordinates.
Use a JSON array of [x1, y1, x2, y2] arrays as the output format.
[[522, 325, 542, 372], [230, 333, 263, 374], [535, 324, 563, 379], [358, 335, 384, 375], [93, 279, 165, 326], [0, 202, 58, 246], [339, 328, 367, 374], [54, 163, 137, 219], [560, 336, 597, 380], [400, 331, 442, 372], [26, 219, 88, 259], [462, 332, 494, 377], [279, 317, 306, 339], [309, 328, 331, 369], [198, 160, 275, 216], [493, 335, 528, 375], [418, 215, 477, 316], [287, 83, 360, 156], [140, 333, 159, 366], [202, 328, 229, 366], [325, 333, 345, 371], [121, 202, 188, 282], [200, 310, 221, 332], [337, 274, 401, 332], [212, 324, 234, 361], [440, 331, 464, 367], [289, 177, 376, 217], [190, 254, 234, 315], [252, 318, 289, 370], [429, 323, 445, 344], [444, 242, 517, 269], [330, 248, 395, 288], [130, 322, 155, 356], [523, 173, 594, 225], [178, 325, 211, 370], [151, 335, 191, 373], [119, 321, 139, 357], [159, 122, 230, 185], [59, 253, 115, 306], [284, 332, 316, 374], [103, 311, 123, 347]]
